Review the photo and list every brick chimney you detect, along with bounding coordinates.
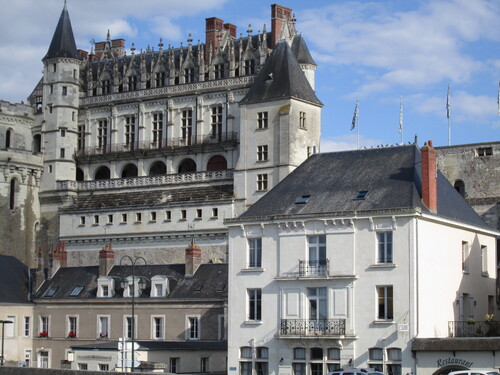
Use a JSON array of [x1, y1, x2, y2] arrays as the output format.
[[185, 241, 202, 277], [224, 23, 237, 38], [421, 140, 437, 212], [34, 247, 47, 291], [99, 244, 115, 276], [271, 4, 293, 48], [206, 17, 225, 54]]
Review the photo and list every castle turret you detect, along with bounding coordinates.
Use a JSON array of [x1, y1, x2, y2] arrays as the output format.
[[40, 2, 81, 192]]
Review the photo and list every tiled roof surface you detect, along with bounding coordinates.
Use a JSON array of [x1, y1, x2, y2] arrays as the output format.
[[43, 4, 79, 60], [0, 256, 31, 304]]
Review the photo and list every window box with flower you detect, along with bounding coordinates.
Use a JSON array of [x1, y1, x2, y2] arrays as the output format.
[[99, 333, 108, 339], [67, 331, 77, 338], [39, 331, 48, 338]]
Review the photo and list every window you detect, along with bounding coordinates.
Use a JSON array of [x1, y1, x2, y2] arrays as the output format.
[[296, 195, 311, 204], [40, 316, 49, 336], [244, 59, 255, 75], [257, 112, 268, 129], [60, 129, 66, 137], [377, 232, 393, 264], [135, 213, 142, 222], [196, 209, 202, 220], [62, 86, 67, 96], [52, 63, 56, 72], [218, 315, 226, 341], [169, 358, 179, 373], [101, 284, 109, 297], [182, 109, 193, 144], [307, 235, 327, 275], [201, 357, 209, 373], [184, 68, 194, 83], [257, 174, 268, 191], [240, 346, 268, 375], [310, 348, 323, 375], [98, 120, 108, 149], [44, 287, 57, 297], [387, 348, 402, 375], [377, 286, 394, 320], [165, 211, 171, 221], [355, 190, 369, 199], [152, 316, 164, 339], [50, 85, 53, 94], [121, 213, 127, 223], [78, 363, 88, 370], [9, 179, 17, 210], [180, 210, 187, 220], [211, 106, 223, 139], [69, 286, 83, 297], [477, 147, 493, 156], [215, 64, 224, 79], [155, 72, 165, 87], [98, 316, 109, 338], [150, 212, 157, 222], [24, 316, 30, 337], [102, 80, 110, 94], [60, 148, 65, 158], [77, 124, 85, 150], [462, 241, 469, 273], [99, 364, 109, 371], [128, 75, 137, 90], [256, 347, 269, 375], [125, 116, 136, 149], [106, 214, 113, 224], [257, 145, 268, 161], [299, 111, 306, 129], [187, 316, 200, 340], [124, 316, 135, 339], [94, 215, 99, 225], [327, 348, 341, 371], [5, 316, 14, 337], [454, 180, 465, 197], [67, 316, 77, 337], [368, 347, 383, 372], [212, 208, 218, 218], [293, 347, 306, 375], [248, 238, 262, 268], [72, 112, 75, 121], [153, 283, 164, 297], [49, 105, 53, 113], [481, 245, 488, 276], [248, 289, 262, 321], [152, 113, 163, 148], [308, 287, 327, 321]]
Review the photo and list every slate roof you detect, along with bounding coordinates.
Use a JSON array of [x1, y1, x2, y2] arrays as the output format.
[[71, 340, 227, 351], [240, 40, 322, 106], [61, 184, 233, 211], [33, 262, 227, 300], [0, 256, 31, 304], [412, 337, 500, 351], [291, 35, 317, 66], [43, 4, 79, 61], [237, 145, 488, 229]]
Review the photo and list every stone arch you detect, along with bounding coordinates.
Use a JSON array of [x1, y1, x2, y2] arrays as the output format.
[[9, 178, 18, 210], [149, 161, 167, 176], [207, 155, 227, 171], [76, 168, 84, 181], [178, 158, 196, 173], [95, 166, 111, 180], [454, 179, 465, 197], [33, 134, 41, 153], [121, 163, 138, 178]]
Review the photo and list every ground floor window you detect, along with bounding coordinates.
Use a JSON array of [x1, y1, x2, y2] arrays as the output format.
[[240, 346, 269, 375], [291, 346, 342, 374]]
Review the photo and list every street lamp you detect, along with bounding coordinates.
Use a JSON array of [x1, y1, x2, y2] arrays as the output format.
[[0, 320, 14, 366], [120, 255, 147, 373]]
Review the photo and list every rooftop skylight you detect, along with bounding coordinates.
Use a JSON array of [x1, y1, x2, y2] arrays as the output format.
[[354, 190, 369, 200], [295, 195, 311, 204]]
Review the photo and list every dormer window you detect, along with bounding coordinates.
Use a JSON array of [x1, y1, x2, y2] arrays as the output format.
[[151, 275, 169, 297], [122, 276, 147, 298], [102, 80, 111, 95], [97, 277, 115, 298], [215, 64, 224, 79], [184, 68, 194, 83], [128, 75, 137, 91], [244, 59, 255, 75]]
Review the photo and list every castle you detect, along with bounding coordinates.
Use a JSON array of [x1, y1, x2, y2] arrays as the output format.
[[0, 3, 322, 270]]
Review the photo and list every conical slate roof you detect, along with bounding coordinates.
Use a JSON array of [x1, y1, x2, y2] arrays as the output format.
[[240, 40, 322, 106], [291, 35, 317, 66], [43, 3, 79, 61]]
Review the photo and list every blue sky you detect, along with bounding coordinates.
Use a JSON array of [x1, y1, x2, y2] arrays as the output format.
[[0, 0, 498, 150]]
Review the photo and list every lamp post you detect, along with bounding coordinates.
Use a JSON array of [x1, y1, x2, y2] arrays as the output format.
[[120, 255, 147, 373], [0, 320, 13, 366]]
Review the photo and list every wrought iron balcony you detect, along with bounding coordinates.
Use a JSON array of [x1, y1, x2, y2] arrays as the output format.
[[448, 320, 500, 337], [299, 260, 329, 277], [280, 319, 345, 337]]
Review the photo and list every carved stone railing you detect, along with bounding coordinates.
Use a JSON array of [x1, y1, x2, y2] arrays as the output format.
[[81, 76, 255, 106], [280, 319, 345, 337], [57, 169, 234, 192]]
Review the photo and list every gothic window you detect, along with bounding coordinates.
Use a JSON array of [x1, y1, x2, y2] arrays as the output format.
[[152, 113, 163, 148], [215, 64, 224, 79], [97, 120, 108, 151], [125, 116, 136, 149], [9, 178, 18, 210], [128, 75, 137, 91], [207, 155, 227, 171], [211, 106, 223, 140], [184, 68, 194, 83], [155, 72, 165, 87], [102, 80, 111, 95], [181, 110, 193, 145], [244, 59, 255, 75]]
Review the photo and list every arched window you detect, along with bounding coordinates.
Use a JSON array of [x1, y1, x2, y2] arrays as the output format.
[[9, 178, 18, 210], [121, 163, 138, 178], [76, 168, 84, 181], [178, 159, 196, 173], [454, 180, 465, 197], [6, 129, 12, 149], [94, 166, 110, 180], [33, 134, 41, 153], [207, 155, 227, 171], [149, 161, 167, 176]]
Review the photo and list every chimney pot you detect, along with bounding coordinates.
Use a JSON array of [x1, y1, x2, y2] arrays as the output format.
[[99, 244, 115, 276], [185, 241, 202, 277]]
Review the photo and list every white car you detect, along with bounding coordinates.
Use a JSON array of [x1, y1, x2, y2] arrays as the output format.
[[327, 369, 384, 375], [448, 371, 498, 375]]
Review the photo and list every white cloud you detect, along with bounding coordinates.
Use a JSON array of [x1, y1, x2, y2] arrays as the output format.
[[321, 134, 383, 152]]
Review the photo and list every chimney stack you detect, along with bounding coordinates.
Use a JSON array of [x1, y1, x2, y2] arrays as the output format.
[[271, 4, 293, 48], [205, 17, 225, 55], [99, 244, 115, 276], [421, 140, 438, 212], [185, 241, 202, 277]]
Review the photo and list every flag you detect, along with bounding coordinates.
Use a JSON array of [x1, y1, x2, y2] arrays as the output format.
[[351, 99, 358, 130], [446, 84, 450, 119], [398, 96, 403, 134]]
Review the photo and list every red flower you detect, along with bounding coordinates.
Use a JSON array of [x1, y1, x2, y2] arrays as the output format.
[[68, 332, 77, 338], [39, 331, 48, 337]]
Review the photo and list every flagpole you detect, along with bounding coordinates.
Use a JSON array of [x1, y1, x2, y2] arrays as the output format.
[[446, 84, 451, 146], [357, 101, 360, 149], [399, 96, 403, 145]]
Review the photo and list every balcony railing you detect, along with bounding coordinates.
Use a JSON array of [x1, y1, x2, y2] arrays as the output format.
[[280, 319, 345, 337], [448, 320, 500, 337], [299, 260, 329, 277], [76, 132, 238, 157]]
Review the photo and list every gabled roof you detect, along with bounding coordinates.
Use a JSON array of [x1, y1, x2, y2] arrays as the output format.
[[236, 145, 489, 229], [240, 40, 322, 106], [291, 35, 316, 66], [43, 3, 79, 61], [0, 256, 31, 304]]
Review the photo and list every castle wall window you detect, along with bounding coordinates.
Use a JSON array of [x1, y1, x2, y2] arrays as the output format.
[[33, 134, 42, 153], [477, 147, 493, 156], [102, 80, 110, 95], [212, 208, 218, 218], [244, 59, 255, 75], [196, 209, 202, 220], [5, 129, 11, 148], [149, 161, 167, 176], [62, 86, 67, 96], [128, 75, 137, 91], [181, 210, 187, 220], [181, 110, 193, 144], [94, 215, 99, 225], [77, 125, 85, 150], [49, 105, 53, 114], [121, 163, 138, 178], [150, 212, 157, 222], [184, 68, 194, 83], [125, 116, 136, 149], [299, 112, 307, 129], [52, 63, 56, 72], [215, 64, 224, 79], [97, 120, 108, 150], [152, 113, 163, 148], [165, 211, 171, 221], [454, 180, 465, 197], [9, 178, 17, 210], [257, 112, 268, 129], [135, 213, 142, 223], [121, 214, 127, 223], [60, 148, 65, 158], [80, 216, 85, 226], [257, 174, 268, 191], [107, 214, 113, 224], [72, 112, 75, 121], [155, 72, 165, 87], [60, 129, 66, 137], [178, 158, 196, 173], [257, 145, 268, 162], [50, 85, 53, 94], [207, 155, 227, 171], [211, 106, 223, 140]]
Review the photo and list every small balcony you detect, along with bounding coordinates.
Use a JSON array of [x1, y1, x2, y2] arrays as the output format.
[[299, 260, 329, 277], [280, 319, 345, 338], [448, 320, 500, 337]]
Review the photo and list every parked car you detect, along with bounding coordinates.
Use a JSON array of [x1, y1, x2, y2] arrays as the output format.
[[449, 371, 498, 375], [327, 369, 384, 375]]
